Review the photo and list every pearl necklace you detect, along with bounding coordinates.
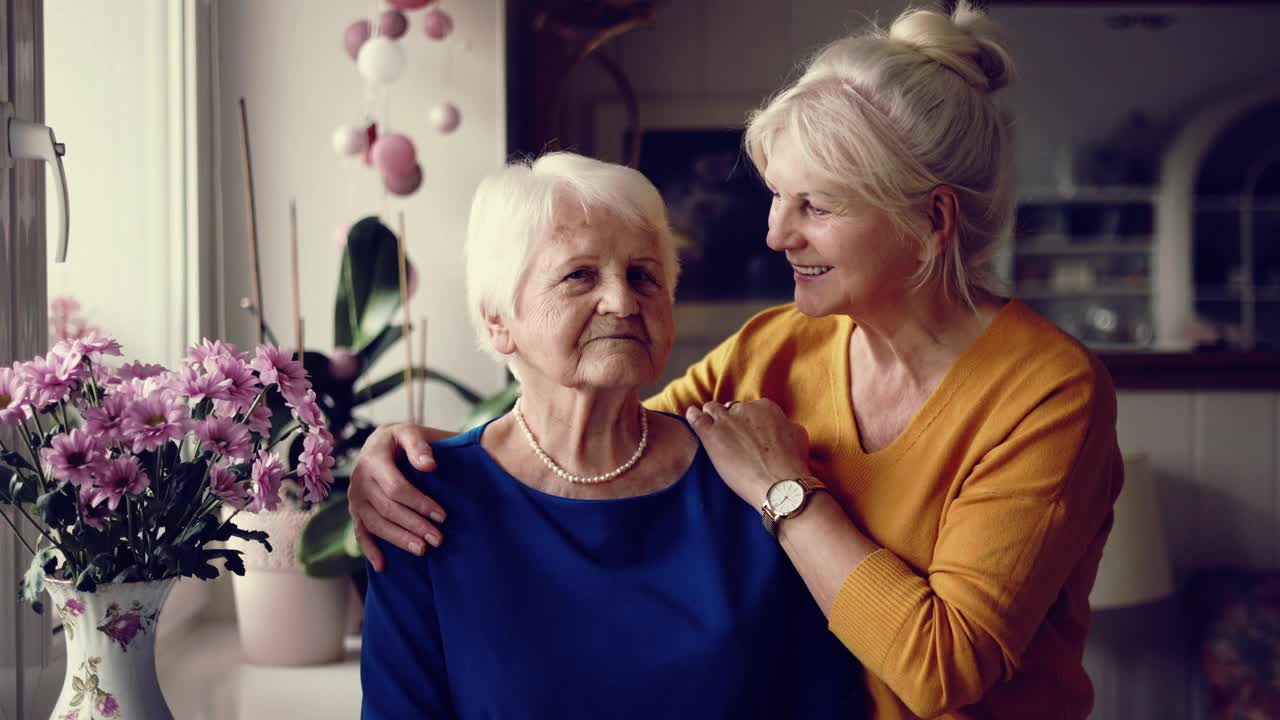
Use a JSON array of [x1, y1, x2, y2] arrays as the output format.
[[513, 399, 648, 485]]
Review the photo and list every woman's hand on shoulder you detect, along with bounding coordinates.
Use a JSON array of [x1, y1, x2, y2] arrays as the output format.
[[349, 422, 451, 571], [685, 399, 812, 508]]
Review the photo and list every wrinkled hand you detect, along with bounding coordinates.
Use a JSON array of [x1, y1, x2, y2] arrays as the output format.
[[685, 399, 812, 510], [349, 422, 449, 571]]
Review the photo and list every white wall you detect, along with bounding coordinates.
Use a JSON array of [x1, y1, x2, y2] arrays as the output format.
[[213, 0, 508, 429]]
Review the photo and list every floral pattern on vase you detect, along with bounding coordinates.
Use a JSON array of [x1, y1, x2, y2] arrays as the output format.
[[59, 656, 120, 719], [96, 601, 159, 652], [56, 597, 86, 641]]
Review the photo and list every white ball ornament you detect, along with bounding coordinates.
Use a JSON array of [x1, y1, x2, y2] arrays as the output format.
[[356, 36, 406, 85], [429, 103, 461, 134], [331, 124, 367, 156]]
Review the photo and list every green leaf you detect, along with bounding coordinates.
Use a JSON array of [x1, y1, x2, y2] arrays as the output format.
[[464, 382, 522, 429], [297, 495, 365, 578], [19, 547, 57, 614], [353, 367, 484, 408], [334, 217, 404, 348]]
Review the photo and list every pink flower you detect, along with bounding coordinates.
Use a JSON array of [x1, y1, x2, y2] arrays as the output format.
[[208, 355, 261, 410], [120, 393, 189, 453], [78, 488, 111, 531], [288, 387, 325, 427], [18, 350, 86, 409], [95, 693, 119, 717], [0, 366, 30, 428], [186, 339, 244, 367], [113, 361, 167, 384], [246, 451, 285, 513], [40, 429, 106, 487], [90, 456, 150, 511], [53, 332, 122, 359], [208, 463, 249, 509], [250, 344, 309, 397], [81, 394, 130, 445], [245, 402, 272, 436], [64, 598, 85, 616], [168, 363, 233, 404], [97, 603, 143, 652], [298, 428, 336, 503], [195, 416, 252, 462]]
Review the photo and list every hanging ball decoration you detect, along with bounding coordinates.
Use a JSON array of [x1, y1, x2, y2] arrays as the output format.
[[389, 0, 433, 10], [384, 164, 424, 196], [331, 124, 368, 156], [429, 103, 461, 134], [328, 348, 362, 382], [422, 9, 454, 41], [378, 10, 409, 39], [357, 36, 407, 85], [371, 133, 418, 177], [343, 19, 372, 60]]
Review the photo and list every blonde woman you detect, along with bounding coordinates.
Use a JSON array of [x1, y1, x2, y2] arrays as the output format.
[[353, 4, 1122, 718]]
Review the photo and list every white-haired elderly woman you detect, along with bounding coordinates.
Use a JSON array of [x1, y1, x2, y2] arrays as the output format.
[[359, 152, 864, 719], [353, 4, 1123, 719]]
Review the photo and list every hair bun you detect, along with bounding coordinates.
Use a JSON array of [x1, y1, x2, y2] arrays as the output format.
[[888, 1, 1014, 92]]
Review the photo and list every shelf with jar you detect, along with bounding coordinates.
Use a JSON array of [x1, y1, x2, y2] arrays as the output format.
[[1009, 187, 1158, 349]]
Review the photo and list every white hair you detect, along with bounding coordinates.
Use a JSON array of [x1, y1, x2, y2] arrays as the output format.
[[745, 1, 1017, 309], [465, 152, 680, 364]]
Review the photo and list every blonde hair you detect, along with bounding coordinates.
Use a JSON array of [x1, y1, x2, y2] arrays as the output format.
[[744, 1, 1016, 309], [464, 152, 680, 364]]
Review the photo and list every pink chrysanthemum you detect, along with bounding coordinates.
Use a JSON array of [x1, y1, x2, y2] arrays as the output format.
[[208, 355, 261, 411], [250, 345, 309, 397], [288, 387, 325, 427], [120, 393, 189, 453], [186, 339, 245, 367], [90, 456, 150, 511], [18, 350, 86, 409], [168, 363, 234, 404], [0, 366, 30, 428], [40, 429, 106, 487], [246, 451, 285, 513], [78, 488, 111, 531], [81, 393, 130, 446], [113, 361, 167, 384], [53, 332, 122, 359], [298, 428, 336, 503], [194, 416, 253, 462], [208, 463, 249, 510]]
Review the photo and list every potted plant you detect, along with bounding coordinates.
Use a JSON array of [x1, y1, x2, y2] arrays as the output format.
[[0, 333, 334, 720]]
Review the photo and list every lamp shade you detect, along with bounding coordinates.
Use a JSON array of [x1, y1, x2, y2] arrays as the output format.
[[1090, 452, 1174, 610]]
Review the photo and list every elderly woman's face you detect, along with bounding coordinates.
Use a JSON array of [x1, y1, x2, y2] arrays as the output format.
[[506, 202, 674, 391]]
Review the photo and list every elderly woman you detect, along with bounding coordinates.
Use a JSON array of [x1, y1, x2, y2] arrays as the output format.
[[359, 152, 863, 719], [354, 4, 1123, 719]]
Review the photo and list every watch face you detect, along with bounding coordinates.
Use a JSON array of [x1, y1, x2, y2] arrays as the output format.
[[767, 479, 805, 516]]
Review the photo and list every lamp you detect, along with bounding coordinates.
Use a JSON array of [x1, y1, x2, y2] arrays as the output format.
[[1090, 452, 1174, 610]]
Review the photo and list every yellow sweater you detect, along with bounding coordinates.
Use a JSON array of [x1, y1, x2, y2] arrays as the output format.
[[646, 300, 1123, 720]]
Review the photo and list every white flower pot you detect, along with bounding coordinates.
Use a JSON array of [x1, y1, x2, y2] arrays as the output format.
[[225, 508, 351, 666], [45, 576, 179, 720]]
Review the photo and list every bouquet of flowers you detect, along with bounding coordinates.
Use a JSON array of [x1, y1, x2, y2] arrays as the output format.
[[0, 334, 336, 612]]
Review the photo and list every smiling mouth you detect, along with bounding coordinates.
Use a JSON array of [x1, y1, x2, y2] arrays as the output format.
[[792, 264, 832, 277]]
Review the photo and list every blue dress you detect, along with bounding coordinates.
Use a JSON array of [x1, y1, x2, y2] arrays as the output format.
[[361, 414, 864, 719]]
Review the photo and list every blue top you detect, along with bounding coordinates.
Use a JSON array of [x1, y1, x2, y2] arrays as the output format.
[[361, 414, 864, 719]]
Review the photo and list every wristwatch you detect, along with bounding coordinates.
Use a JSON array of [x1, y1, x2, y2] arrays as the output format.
[[761, 476, 827, 537]]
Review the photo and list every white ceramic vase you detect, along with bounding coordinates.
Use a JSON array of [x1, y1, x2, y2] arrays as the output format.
[[226, 508, 351, 666], [45, 576, 178, 720]]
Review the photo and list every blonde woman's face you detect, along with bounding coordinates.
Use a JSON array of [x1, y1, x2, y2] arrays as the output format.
[[762, 134, 922, 319], [505, 202, 674, 391]]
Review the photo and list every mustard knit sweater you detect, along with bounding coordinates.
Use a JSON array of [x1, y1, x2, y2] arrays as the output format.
[[646, 300, 1123, 720]]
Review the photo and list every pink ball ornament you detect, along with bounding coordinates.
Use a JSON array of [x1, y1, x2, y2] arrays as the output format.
[[343, 20, 372, 60], [378, 10, 408, 39], [331, 124, 368, 156], [384, 164, 424, 196], [357, 36, 406, 85], [429, 103, 461, 134], [422, 9, 453, 41], [329, 348, 361, 382], [389, 0, 433, 9], [370, 133, 418, 177]]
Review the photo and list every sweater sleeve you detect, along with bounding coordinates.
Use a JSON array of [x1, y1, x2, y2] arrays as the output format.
[[361, 541, 456, 719], [828, 362, 1122, 717], [644, 329, 741, 414]]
